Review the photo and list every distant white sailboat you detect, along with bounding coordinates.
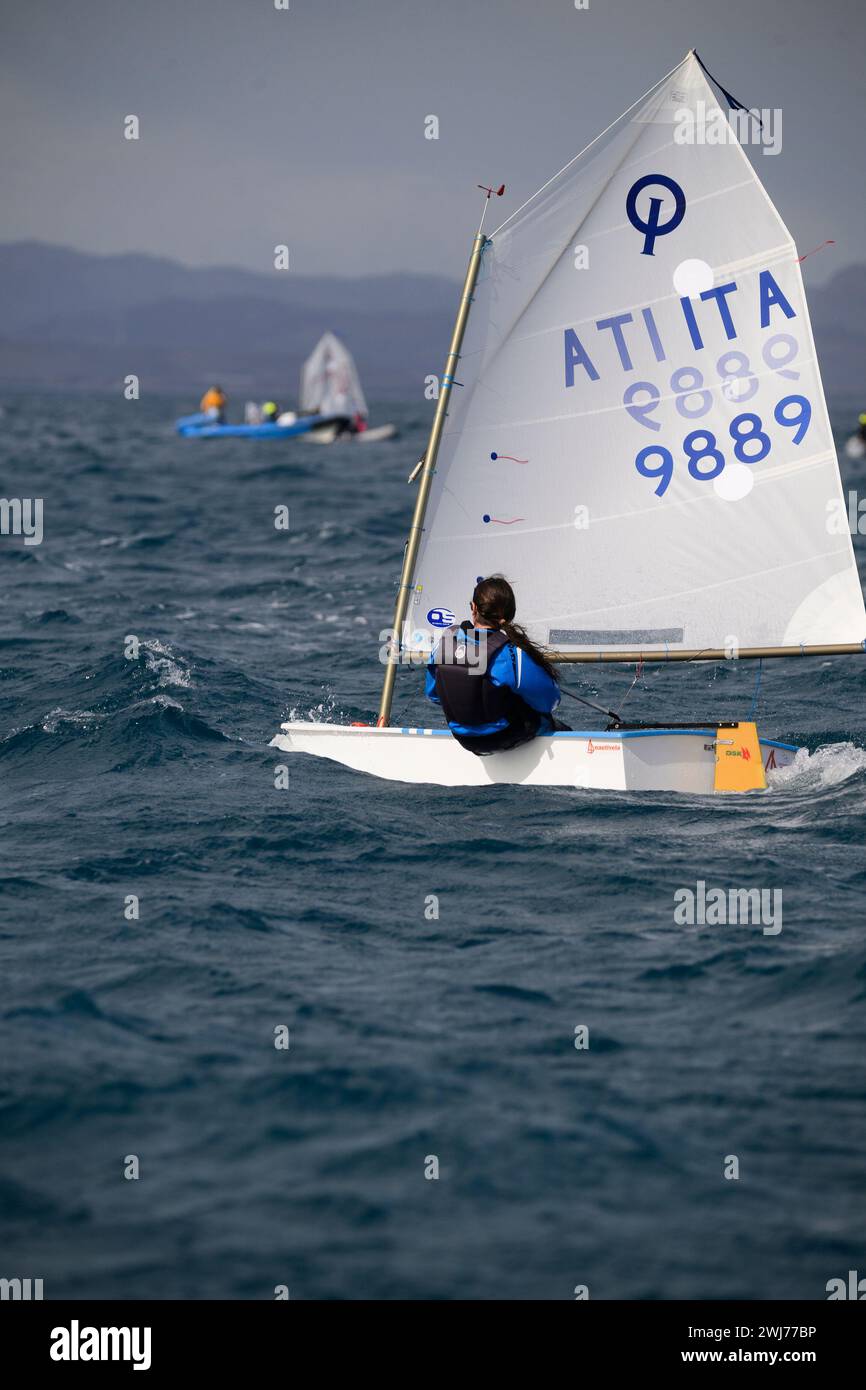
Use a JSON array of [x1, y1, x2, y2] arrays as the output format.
[[272, 51, 865, 792], [299, 332, 397, 443]]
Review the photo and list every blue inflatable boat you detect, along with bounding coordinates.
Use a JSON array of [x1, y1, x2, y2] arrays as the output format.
[[175, 411, 338, 439]]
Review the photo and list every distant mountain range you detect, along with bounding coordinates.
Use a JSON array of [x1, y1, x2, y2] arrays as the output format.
[[0, 241, 864, 399], [0, 242, 458, 400]]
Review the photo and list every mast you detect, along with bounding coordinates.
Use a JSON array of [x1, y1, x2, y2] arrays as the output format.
[[377, 190, 499, 726]]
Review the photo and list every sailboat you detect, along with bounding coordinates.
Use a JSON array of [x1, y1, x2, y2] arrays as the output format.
[[299, 332, 398, 444], [271, 51, 865, 793]]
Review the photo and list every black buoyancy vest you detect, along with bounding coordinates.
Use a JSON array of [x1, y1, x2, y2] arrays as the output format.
[[433, 625, 537, 734]]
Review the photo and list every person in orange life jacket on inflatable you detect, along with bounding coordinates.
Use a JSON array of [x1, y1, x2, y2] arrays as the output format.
[[200, 385, 227, 423], [425, 575, 568, 755]]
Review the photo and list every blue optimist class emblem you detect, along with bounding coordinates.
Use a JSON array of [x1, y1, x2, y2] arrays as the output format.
[[626, 174, 686, 255], [427, 607, 455, 628]]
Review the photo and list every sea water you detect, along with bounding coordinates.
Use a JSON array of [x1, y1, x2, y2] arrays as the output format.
[[0, 391, 864, 1299]]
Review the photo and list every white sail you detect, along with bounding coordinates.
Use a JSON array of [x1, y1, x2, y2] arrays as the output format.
[[405, 52, 865, 656], [300, 332, 368, 420]]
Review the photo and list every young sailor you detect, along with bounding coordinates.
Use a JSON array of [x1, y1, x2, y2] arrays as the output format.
[[426, 575, 564, 754]]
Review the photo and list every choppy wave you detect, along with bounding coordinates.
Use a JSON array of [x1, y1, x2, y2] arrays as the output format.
[[768, 740, 866, 792], [41, 707, 105, 734], [140, 637, 193, 688]]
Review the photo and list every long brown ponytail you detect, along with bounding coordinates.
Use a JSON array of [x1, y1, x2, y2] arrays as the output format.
[[472, 575, 558, 681]]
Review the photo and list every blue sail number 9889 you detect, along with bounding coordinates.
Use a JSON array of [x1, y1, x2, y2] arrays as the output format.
[[634, 395, 811, 497]]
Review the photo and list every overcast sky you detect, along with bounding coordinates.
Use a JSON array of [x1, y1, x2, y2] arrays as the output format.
[[1, 0, 863, 283]]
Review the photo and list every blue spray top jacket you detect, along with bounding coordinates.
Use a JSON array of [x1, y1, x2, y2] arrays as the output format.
[[425, 627, 561, 737]]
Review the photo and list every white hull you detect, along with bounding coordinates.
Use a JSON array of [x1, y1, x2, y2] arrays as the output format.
[[303, 422, 397, 444], [270, 722, 799, 793]]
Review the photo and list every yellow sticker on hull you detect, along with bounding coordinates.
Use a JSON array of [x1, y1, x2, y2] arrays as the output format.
[[713, 722, 767, 793]]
